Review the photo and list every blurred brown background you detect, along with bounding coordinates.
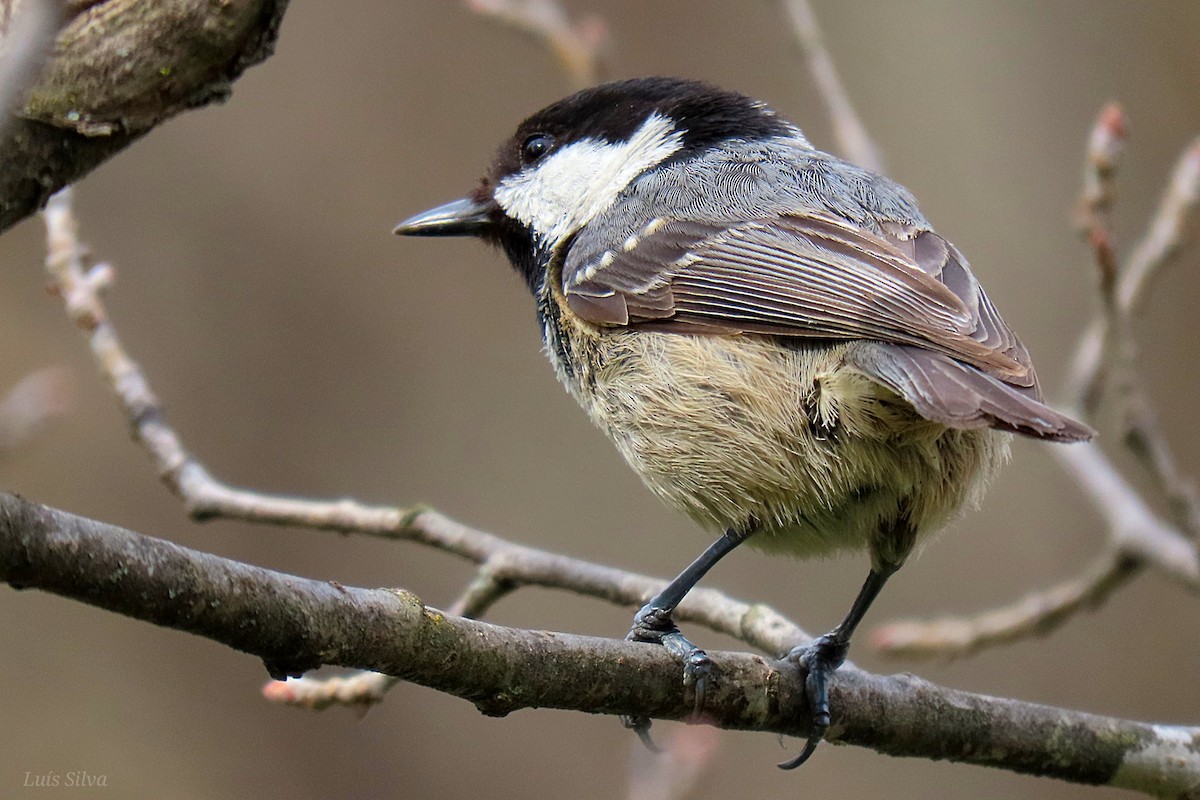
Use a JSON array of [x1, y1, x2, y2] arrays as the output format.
[[3, 2, 1199, 798]]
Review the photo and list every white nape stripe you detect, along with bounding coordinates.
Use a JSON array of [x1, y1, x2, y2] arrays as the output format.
[[493, 113, 684, 249]]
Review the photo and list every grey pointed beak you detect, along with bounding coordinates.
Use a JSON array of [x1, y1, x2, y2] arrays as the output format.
[[393, 197, 493, 237]]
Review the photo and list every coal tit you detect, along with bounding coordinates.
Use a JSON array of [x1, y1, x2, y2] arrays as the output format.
[[395, 77, 1092, 766]]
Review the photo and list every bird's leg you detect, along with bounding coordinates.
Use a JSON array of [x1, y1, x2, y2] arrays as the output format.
[[623, 527, 753, 745], [779, 561, 899, 769]]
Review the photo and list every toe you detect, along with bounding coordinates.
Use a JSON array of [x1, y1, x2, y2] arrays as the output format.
[[778, 736, 821, 770]]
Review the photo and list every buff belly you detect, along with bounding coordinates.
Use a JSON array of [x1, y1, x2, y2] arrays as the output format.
[[547, 308, 1009, 565]]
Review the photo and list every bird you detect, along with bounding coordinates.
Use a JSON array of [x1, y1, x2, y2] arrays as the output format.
[[394, 76, 1092, 767]]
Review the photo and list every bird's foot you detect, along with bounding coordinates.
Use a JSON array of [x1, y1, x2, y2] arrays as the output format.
[[620, 604, 713, 748], [779, 632, 850, 769]]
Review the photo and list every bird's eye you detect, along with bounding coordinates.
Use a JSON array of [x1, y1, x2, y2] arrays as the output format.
[[521, 134, 554, 164]]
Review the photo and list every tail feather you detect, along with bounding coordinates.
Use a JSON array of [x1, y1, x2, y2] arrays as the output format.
[[849, 343, 1094, 442]]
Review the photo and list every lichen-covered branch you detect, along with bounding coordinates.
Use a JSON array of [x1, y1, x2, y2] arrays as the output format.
[[3, 490, 1199, 798], [0, 0, 291, 233]]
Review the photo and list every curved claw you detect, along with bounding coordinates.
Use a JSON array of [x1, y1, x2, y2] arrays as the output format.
[[778, 737, 821, 770], [691, 674, 707, 715], [780, 632, 847, 768], [629, 604, 714, 717], [683, 650, 711, 715], [622, 715, 663, 753]]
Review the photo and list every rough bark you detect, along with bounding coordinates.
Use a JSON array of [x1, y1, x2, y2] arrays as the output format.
[[0, 0, 290, 232], [3, 491, 1198, 798]]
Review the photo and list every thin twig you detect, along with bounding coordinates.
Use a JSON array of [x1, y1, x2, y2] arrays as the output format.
[[466, 0, 607, 89], [872, 551, 1141, 660], [261, 669, 395, 712], [1121, 139, 1200, 315], [1051, 443, 1198, 585], [1124, 401, 1200, 540], [1070, 102, 1127, 412], [1069, 137, 1200, 412], [1065, 110, 1200, 554], [1070, 123, 1200, 543], [781, 0, 884, 173], [1117, 139, 1200, 539]]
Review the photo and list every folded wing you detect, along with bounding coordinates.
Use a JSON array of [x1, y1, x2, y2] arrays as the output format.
[[563, 211, 1091, 441]]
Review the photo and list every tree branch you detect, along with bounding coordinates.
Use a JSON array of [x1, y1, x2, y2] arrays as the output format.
[[0, 0, 291, 233], [9, 5, 1199, 793], [4, 490, 1199, 798]]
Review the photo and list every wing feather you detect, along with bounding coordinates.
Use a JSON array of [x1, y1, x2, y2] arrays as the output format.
[[565, 210, 1036, 386]]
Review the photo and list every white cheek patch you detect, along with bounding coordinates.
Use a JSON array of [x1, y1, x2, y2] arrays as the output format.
[[494, 112, 684, 248]]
